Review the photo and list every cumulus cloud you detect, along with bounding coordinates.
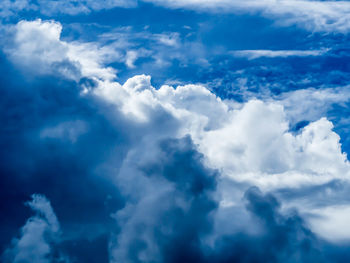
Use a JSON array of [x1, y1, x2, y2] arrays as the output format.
[[7, 19, 350, 230], [5, 20, 192, 84], [6, 19, 119, 81], [92, 74, 350, 191], [2, 18, 350, 263], [92, 72, 350, 241]]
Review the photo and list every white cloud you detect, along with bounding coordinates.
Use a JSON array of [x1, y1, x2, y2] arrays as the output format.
[[155, 32, 180, 47], [0, 0, 137, 17], [6, 19, 119, 81], [125, 50, 139, 68], [99, 27, 207, 70], [276, 86, 350, 124], [143, 0, 350, 33], [38, 0, 137, 15], [307, 205, 350, 243], [231, 49, 329, 60], [0, 0, 33, 18], [5, 19, 350, 243], [3, 195, 62, 263], [93, 75, 350, 242], [199, 102, 348, 188], [93, 75, 350, 190], [6, 20, 191, 81], [125, 48, 152, 69], [3, 0, 350, 33]]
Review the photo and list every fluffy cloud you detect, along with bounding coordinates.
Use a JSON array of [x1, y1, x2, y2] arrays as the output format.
[[6, 19, 119, 81], [93, 72, 350, 240], [5, 20, 195, 84], [7, 19, 350, 230], [92, 73, 350, 191], [2, 18, 350, 262]]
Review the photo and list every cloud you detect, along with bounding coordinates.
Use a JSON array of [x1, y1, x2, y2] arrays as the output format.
[[2, 18, 350, 262], [5, 20, 194, 85], [90, 70, 349, 191], [6, 19, 118, 81], [40, 120, 88, 143], [277, 86, 350, 124], [143, 0, 350, 33], [125, 50, 139, 68], [109, 136, 218, 263], [0, 0, 33, 18], [37, 0, 138, 15], [3, 0, 350, 33], [92, 72, 350, 241], [98, 26, 208, 78], [0, 0, 137, 17], [2, 194, 63, 263], [95, 69, 350, 245], [7, 18, 350, 220], [0, 48, 126, 261], [231, 49, 329, 60], [211, 187, 324, 263]]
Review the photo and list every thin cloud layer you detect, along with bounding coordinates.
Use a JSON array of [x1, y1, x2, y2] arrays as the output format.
[[144, 0, 350, 33], [231, 49, 329, 60], [2, 0, 350, 33], [0, 0, 137, 17]]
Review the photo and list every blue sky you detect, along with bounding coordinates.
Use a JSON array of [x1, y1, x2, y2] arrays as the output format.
[[1, 1, 350, 262]]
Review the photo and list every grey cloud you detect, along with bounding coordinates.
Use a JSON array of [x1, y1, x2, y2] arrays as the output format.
[[2, 194, 65, 263]]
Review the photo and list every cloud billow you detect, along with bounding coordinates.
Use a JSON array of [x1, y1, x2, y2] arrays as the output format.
[[1, 16, 350, 263]]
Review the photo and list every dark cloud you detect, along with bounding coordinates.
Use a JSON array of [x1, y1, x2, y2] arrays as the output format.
[[109, 136, 218, 263], [202, 188, 320, 263], [0, 50, 218, 262], [109, 134, 349, 263], [148, 137, 218, 263], [142, 136, 217, 195], [0, 52, 127, 260]]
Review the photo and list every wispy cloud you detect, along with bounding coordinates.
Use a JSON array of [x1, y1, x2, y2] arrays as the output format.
[[231, 49, 329, 60], [3, 1, 350, 33], [0, 0, 137, 17], [144, 0, 350, 33]]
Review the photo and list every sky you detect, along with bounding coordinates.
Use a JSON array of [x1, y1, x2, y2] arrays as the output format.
[[1, 1, 350, 262]]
